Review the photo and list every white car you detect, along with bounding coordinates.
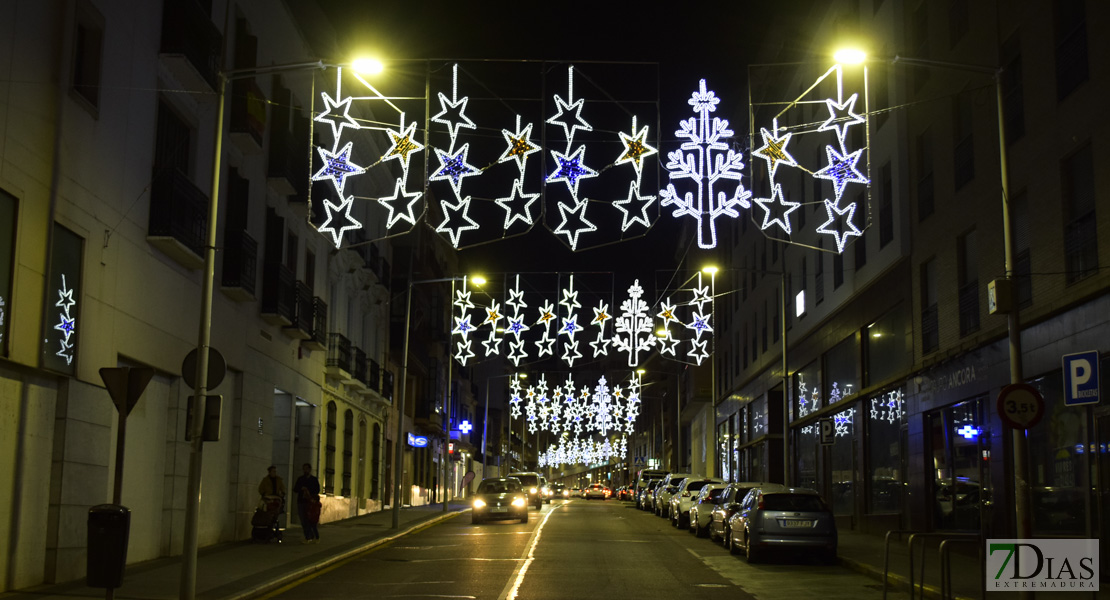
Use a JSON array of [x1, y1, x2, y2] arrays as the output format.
[[584, 483, 610, 500], [687, 483, 728, 536], [654, 473, 693, 518], [670, 476, 724, 529]]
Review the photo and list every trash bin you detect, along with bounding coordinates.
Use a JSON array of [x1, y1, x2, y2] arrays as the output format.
[[87, 504, 130, 588]]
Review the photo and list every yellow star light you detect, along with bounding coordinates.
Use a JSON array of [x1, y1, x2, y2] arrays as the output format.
[[498, 122, 540, 170], [752, 127, 798, 178], [615, 120, 657, 180], [383, 119, 424, 174]]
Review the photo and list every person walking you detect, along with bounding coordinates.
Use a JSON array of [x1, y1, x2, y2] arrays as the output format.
[[292, 463, 321, 543]]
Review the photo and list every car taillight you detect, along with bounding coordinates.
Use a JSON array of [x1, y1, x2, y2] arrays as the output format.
[[757, 495, 765, 510]]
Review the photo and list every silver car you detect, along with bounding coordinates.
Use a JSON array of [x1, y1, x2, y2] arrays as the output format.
[[727, 486, 837, 563], [688, 483, 728, 537], [653, 473, 692, 518], [670, 477, 723, 529]]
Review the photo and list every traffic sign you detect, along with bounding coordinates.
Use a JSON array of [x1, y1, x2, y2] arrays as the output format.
[[1062, 351, 1100, 406], [182, 347, 226, 390], [633, 456, 645, 466], [997, 383, 1045, 429], [99, 367, 154, 416], [819, 418, 835, 445]]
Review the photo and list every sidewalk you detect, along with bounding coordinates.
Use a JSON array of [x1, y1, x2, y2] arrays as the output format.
[[0, 503, 469, 600]]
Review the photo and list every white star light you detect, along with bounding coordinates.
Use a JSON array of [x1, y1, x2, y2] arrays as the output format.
[[590, 331, 611, 356], [535, 330, 556, 357], [454, 289, 475, 311], [563, 339, 583, 366], [506, 287, 527, 312], [754, 182, 801, 234], [508, 339, 528, 365], [656, 330, 680, 356], [819, 93, 866, 146], [435, 196, 480, 248], [317, 195, 363, 248], [481, 330, 503, 356], [378, 178, 422, 230], [553, 199, 597, 251], [613, 181, 655, 231], [547, 94, 593, 142], [431, 65, 477, 150], [815, 198, 863, 253], [495, 179, 540, 230], [560, 285, 581, 312], [689, 284, 712, 310], [315, 92, 360, 142], [689, 337, 709, 365], [455, 338, 475, 364]]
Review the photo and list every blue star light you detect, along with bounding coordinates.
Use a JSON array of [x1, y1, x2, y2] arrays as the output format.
[[312, 142, 366, 195], [546, 146, 597, 196], [431, 144, 480, 195], [814, 145, 868, 199]]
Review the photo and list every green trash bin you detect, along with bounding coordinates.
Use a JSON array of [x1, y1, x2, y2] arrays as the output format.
[[87, 504, 130, 588]]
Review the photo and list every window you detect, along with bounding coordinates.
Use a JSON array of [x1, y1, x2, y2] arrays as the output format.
[[957, 229, 979, 336], [824, 335, 859, 405], [866, 303, 910, 385], [342, 409, 354, 496], [1062, 143, 1097, 283], [371, 423, 381, 499], [879, 162, 893, 247], [0, 190, 14, 357], [917, 129, 934, 220], [920, 259, 939, 354], [1054, 0, 1088, 100], [868, 388, 905, 513], [44, 224, 84, 374], [1000, 32, 1025, 143], [795, 360, 821, 419], [953, 91, 974, 190], [71, 0, 104, 111], [1012, 192, 1032, 308], [154, 99, 193, 175]]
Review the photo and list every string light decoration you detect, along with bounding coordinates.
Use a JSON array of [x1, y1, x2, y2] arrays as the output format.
[[614, 116, 657, 183], [547, 145, 598, 197], [431, 144, 480, 197], [612, 280, 656, 367], [659, 79, 752, 249], [498, 118, 541, 170], [751, 126, 798, 179], [377, 178, 423, 230], [870, 390, 905, 424], [312, 141, 366, 195], [552, 199, 597, 251], [546, 67, 593, 142], [496, 179, 540, 230], [53, 274, 76, 365], [431, 63, 476, 151], [613, 181, 655, 232], [434, 195, 480, 248], [317, 195, 364, 248], [814, 145, 867, 200], [315, 91, 360, 143], [818, 93, 866, 147], [452, 280, 478, 365], [754, 182, 801, 235], [815, 197, 862, 253]]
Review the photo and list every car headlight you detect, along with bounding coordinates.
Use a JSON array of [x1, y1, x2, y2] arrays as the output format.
[[512, 497, 526, 507], [473, 499, 486, 509], [530, 487, 538, 494], [563, 491, 569, 497]]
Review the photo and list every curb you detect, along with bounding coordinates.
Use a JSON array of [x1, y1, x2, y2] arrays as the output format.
[[838, 555, 977, 600], [225, 509, 465, 600]]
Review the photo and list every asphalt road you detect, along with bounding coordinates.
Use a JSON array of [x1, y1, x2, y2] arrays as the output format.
[[263, 499, 905, 600]]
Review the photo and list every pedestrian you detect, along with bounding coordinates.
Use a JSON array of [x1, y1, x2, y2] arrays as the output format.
[[258, 465, 285, 505], [292, 463, 321, 544]]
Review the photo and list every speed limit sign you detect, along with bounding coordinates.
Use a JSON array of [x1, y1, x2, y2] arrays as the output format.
[[996, 383, 1045, 429]]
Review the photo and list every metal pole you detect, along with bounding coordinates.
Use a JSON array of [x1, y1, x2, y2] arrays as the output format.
[[179, 71, 224, 600], [482, 380, 490, 475], [443, 279, 454, 512], [781, 267, 790, 485], [392, 277, 413, 529]]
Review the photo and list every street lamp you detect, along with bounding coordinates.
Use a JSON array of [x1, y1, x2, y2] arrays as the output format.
[[180, 57, 381, 600]]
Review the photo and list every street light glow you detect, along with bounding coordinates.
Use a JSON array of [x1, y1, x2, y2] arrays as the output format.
[[834, 48, 866, 65], [470, 275, 487, 286], [351, 58, 383, 74], [701, 265, 719, 275]]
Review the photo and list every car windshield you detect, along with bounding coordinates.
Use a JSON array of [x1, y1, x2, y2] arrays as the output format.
[[687, 480, 713, 492], [761, 494, 827, 512], [512, 475, 539, 487], [705, 488, 726, 502], [478, 480, 518, 494]]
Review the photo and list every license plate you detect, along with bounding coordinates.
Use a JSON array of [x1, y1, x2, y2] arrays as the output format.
[[491, 507, 508, 513], [780, 520, 812, 528]]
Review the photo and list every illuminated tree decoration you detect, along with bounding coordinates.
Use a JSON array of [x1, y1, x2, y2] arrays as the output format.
[[552, 199, 597, 251], [751, 126, 798, 178], [613, 181, 655, 232], [659, 79, 752, 249], [612, 280, 656, 367], [431, 145, 481, 197], [435, 195, 480, 248], [614, 116, 657, 183], [377, 178, 423, 230], [815, 197, 863, 253], [754, 182, 801, 235], [312, 141, 366, 195], [53, 274, 77, 365], [431, 64, 476, 151], [317, 195, 363, 248]]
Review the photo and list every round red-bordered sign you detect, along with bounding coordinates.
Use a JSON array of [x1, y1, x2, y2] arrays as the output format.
[[996, 383, 1045, 429]]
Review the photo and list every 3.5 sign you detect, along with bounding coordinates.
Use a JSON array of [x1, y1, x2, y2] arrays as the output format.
[[996, 383, 1045, 430]]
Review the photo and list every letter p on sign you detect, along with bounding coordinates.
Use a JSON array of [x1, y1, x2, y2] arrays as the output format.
[[1062, 351, 1100, 407]]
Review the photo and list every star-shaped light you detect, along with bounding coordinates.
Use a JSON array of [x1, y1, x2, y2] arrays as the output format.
[[454, 289, 475, 311], [814, 145, 868, 199], [431, 144, 480, 196], [560, 286, 581, 312], [656, 330, 680, 356], [317, 195, 363, 248], [455, 338, 475, 364], [435, 196, 480, 248], [657, 298, 679, 324], [535, 330, 556, 357], [560, 316, 582, 338], [495, 179, 539, 230], [431, 91, 476, 148], [452, 314, 475, 337], [590, 332, 610, 356], [815, 198, 863, 253], [553, 199, 597, 251], [754, 182, 801, 235], [506, 315, 529, 338], [818, 93, 866, 145], [546, 146, 598, 197], [688, 338, 709, 364], [56, 282, 76, 313], [382, 118, 424, 174], [562, 338, 583, 366], [591, 302, 611, 326], [55, 315, 76, 338], [481, 330, 503, 356], [508, 339, 528, 365], [689, 285, 712, 310], [536, 301, 557, 326], [506, 287, 527, 312], [547, 94, 592, 142], [686, 310, 713, 338], [378, 178, 422, 230], [315, 92, 360, 142], [483, 301, 504, 326], [615, 120, 657, 181], [751, 127, 798, 178], [498, 121, 540, 169], [312, 142, 366, 195], [613, 181, 655, 232]]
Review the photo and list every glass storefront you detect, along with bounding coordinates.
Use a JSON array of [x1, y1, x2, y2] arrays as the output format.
[[928, 397, 988, 531], [830, 403, 857, 516], [795, 423, 818, 489], [867, 388, 905, 513], [825, 335, 859, 406], [1026, 370, 1091, 536]]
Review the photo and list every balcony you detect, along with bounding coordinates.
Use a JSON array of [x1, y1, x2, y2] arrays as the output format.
[[268, 117, 309, 198], [326, 333, 353, 381], [301, 297, 328, 351], [283, 281, 313, 340], [368, 358, 381, 392], [260, 262, 295, 326], [229, 78, 266, 154], [220, 230, 257, 301], [349, 347, 368, 391], [148, 168, 206, 270], [158, 0, 221, 93]]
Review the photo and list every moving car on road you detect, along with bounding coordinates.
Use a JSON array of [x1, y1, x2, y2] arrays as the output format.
[[584, 483, 610, 500], [471, 478, 528, 524], [507, 471, 547, 509], [727, 486, 837, 563]]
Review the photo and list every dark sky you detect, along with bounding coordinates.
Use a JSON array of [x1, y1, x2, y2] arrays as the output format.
[[319, 1, 817, 284]]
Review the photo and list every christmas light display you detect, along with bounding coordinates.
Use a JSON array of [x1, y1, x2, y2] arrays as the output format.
[[819, 93, 865, 146], [377, 178, 423, 230], [754, 182, 801, 235], [431, 64, 476, 150], [615, 116, 657, 183], [496, 179, 540, 231], [659, 79, 752, 249], [613, 181, 655, 232], [552, 199, 597, 251], [870, 390, 904, 424], [546, 67, 593, 142], [317, 195, 363, 248], [53, 274, 76, 365], [382, 115, 424, 175], [431, 145, 481, 197], [435, 195, 480, 249], [833, 408, 855, 436], [612, 280, 656, 367], [751, 126, 798, 178], [312, 141, 366, 195], [547, 146, 598, 196], [481, 330, 502, 357], [814, 145, 867, 200], [498, 120, 541, 169], [815, 197, 863, 253], [315, 91, 360, 143]]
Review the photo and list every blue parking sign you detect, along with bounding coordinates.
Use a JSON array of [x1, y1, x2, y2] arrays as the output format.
[[1062, 351, 1100, 406]]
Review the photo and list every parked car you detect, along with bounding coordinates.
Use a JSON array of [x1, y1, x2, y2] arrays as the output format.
[[639, 480, 661, 512], [670, 476, 723, 529], [688, 483, 729, 537], [471, 477, 528, 524], [507, 471, 547, 509], [634, 468, 669, 509], [727, 486, 837, 563], [584, 483, 610, 500], [708, 482, 785, 545], [654, 473, 692, 518]]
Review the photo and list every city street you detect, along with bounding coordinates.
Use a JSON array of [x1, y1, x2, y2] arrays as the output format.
[[264, 499, 904, 600]]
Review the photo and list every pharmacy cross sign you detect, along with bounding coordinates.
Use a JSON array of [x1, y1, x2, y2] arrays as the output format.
[[459, 420, 473, 434]]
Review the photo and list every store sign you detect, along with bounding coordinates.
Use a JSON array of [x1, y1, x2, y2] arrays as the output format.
[[1062, 351, 1100, 406], [407, 433, 429, 447]]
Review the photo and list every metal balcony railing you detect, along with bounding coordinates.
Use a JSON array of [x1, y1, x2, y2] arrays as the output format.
[[291, 280, 312, 334], [221, 230, 257, 297], [353, 347, 368, 385], [327, 333, 352, 374], [260, 262, 295, 325], [368, 359, 381, 392], [158, 0, 221, 92], [302, 297, 327, 350], [149, 168, 207, 260]]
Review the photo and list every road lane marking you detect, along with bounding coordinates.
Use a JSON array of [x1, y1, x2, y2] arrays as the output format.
[[496, 506, 558, 600]]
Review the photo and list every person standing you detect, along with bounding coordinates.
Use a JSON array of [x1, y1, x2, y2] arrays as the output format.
[[292, 463, 321, 543]]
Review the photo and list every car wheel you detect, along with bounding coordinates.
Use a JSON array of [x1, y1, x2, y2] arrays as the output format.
[[727, 532, 739, 555], [720, 525, 730, 547], [695, 520, 706, 538], [472, 515, 482, 525], [521, 513, 529, 524]]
